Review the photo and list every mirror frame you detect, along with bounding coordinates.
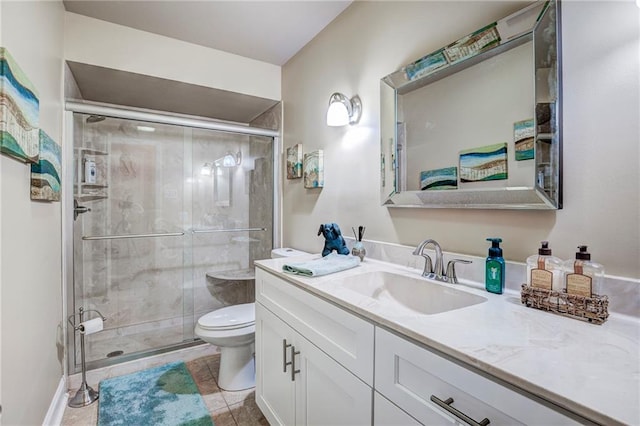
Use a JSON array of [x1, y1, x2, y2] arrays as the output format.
[[380, 0, 562, 209]]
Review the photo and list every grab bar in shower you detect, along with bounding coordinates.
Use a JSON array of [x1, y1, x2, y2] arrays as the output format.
[[192, 227, 267, 234], [82, 232, 185, 241]]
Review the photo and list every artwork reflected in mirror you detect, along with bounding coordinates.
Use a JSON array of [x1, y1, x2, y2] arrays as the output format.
[[420, 167, 457, 191], [459, 143, 508, 183], [514, 119, 535, 161]]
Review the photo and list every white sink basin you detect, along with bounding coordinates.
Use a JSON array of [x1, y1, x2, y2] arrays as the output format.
[[340, 271, 487, 315]]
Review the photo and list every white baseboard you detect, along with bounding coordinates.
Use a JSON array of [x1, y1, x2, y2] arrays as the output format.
[[42, 377, 67, 426]]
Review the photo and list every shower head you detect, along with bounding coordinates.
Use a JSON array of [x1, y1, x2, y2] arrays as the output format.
[[86, 115, 106, 124]]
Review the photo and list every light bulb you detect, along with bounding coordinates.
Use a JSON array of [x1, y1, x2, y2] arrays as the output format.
[[327, 101, 350, 126], [222, 154, 236, 167]]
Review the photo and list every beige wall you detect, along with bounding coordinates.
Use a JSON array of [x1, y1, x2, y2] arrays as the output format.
[[0, 1, 65, 424], [282, 1, 640, 279], [64, 12, 282, 101]]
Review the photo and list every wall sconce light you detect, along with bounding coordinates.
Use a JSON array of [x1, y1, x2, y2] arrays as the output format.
[[214, 151, 242, 168], [326, 92, 362, 126]]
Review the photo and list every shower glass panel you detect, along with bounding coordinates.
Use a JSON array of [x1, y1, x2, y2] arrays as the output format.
[[190, 128, 273, 322], [70, 112, 274, 373]]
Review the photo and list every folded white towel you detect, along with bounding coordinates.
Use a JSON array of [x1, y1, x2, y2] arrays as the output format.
[[282, 253, 360, 277]]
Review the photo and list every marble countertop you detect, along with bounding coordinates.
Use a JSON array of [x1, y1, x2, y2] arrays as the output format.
[[255, 255, 640, 426]]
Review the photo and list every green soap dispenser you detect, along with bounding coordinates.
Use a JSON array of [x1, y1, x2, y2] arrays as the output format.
[[486, 238, 505, 294]]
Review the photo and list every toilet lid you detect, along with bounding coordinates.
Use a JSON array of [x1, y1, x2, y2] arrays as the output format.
[[197, 303, 255, 331]]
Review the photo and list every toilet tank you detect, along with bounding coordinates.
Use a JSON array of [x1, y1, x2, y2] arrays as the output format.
[[271, 248, 309, 258]]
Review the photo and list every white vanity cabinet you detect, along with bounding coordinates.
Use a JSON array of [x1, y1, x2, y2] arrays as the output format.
[[374, 392, 423, 426], [375, 328, 581, 426], [255, 267, 587, 425], [255, 268, 374, 426]]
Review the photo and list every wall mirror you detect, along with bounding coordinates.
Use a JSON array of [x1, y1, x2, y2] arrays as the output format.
[[380, 0, 562, 209]]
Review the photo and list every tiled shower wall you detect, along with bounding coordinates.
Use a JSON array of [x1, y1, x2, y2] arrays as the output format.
[[248, 103, 280, 266]]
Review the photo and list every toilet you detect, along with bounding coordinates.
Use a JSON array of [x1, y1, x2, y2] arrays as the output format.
[[194, 247, 308, 391]]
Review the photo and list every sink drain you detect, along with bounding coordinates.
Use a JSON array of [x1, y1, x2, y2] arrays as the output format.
[[107, 350, 124, 358]]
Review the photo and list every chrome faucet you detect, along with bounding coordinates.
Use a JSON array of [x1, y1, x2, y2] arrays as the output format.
[[413, 239, 445, 280], [413, 239, 472, 283]]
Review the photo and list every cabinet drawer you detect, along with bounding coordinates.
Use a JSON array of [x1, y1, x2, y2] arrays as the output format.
[[256, 268, 374, 385], [375, 328, 578, 425]]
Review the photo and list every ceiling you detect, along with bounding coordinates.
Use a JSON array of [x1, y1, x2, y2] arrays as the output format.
[[63, 1, 351, 123], [63, 1, 353, 66]]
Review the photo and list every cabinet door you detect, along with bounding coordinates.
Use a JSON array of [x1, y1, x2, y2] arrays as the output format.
[[374, 392, 425, 426], [295, 333, 372, 426], [256, 303, 296, 426], [256, 268, 375, 385]]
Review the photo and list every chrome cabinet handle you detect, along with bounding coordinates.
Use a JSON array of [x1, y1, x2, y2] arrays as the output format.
[[290, 345, 301, 381], [283, 339, 292, 373], [430, 395, 490, 426]]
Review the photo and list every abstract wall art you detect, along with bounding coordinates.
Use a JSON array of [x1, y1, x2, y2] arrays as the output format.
[[0, 47, 40, 163], [286, 143, 303, 179], [30, 130, 61, 202], [514, 118, 534, 161], [303, 149, 324, 189], [420, 166, 458, 190], [459, 142, 508, 182]]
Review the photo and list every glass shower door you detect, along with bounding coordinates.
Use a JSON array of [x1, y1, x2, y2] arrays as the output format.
[[71, 113, 191, 369]]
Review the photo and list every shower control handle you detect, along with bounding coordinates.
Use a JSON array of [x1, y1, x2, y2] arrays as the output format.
[[290, 345, 301, 381], [73, 199, 92, 220], [283, 339, 292, 373]]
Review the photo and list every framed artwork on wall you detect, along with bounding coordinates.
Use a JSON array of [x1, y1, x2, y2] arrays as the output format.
[[286, 143, 303, 179], [30, 130, 61, 202], [0, 47, 40, 163], [303, 150, 324, 189]]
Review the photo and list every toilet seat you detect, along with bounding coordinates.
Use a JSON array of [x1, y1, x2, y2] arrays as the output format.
[[197, 302, 255, 331]]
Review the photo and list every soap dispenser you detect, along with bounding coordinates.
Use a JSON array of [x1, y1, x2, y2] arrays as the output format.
[[526, 241, 562, 291], [563, 246, 604, 297], [485, 238, 505, 294]]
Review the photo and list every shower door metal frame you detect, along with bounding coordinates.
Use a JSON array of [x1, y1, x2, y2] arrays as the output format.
[[62, 100, 281, 375]]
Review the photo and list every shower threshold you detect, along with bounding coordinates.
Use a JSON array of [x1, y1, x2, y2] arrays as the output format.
[[76, 339, 206, 373]]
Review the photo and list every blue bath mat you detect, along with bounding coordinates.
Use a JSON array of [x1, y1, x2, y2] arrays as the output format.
[[98, 361, 213, 426]]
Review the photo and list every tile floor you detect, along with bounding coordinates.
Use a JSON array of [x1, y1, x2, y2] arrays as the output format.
[[61, 353, 268, 426]]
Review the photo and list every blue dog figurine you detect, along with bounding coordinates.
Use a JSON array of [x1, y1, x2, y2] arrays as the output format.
[[318, 223, 350, 257]]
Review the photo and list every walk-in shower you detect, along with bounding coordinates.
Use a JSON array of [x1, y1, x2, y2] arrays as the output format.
[[64, 102, 279, 373]]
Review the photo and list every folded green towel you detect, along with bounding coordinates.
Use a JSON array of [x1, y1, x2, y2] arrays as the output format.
[[282, 253, 360, 277]]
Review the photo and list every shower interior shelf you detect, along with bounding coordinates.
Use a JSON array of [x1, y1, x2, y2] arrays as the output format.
[[206, 268, 256, 281], [75, 146, 109, 202]]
